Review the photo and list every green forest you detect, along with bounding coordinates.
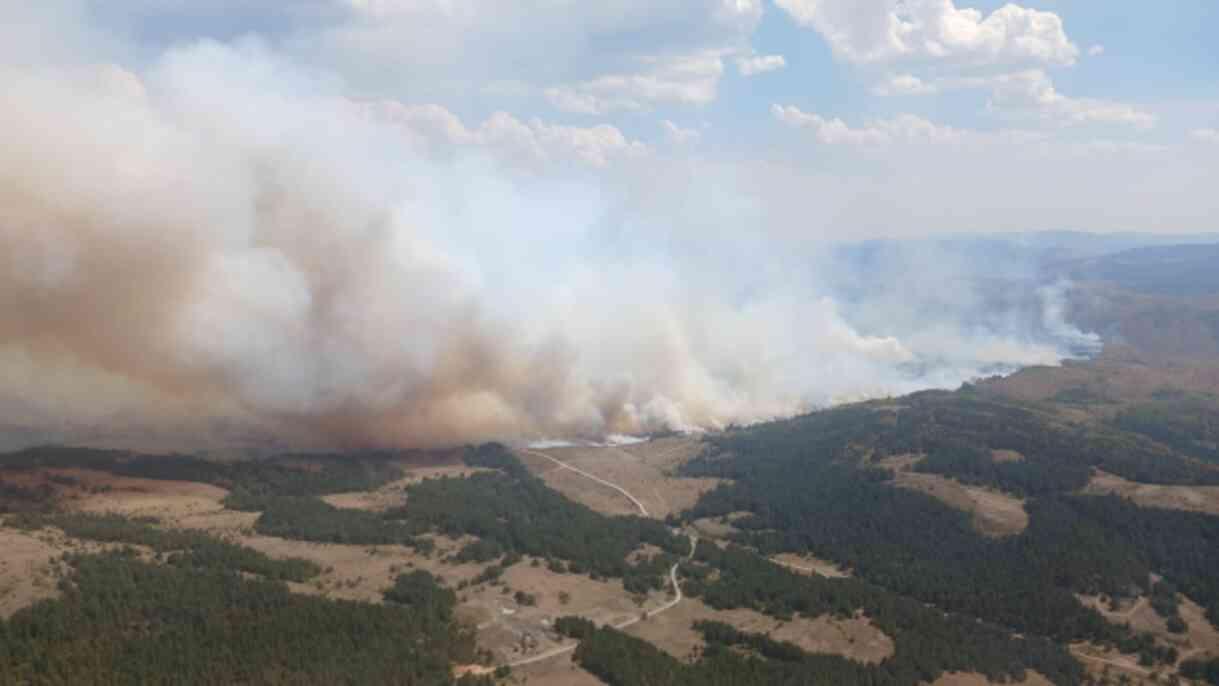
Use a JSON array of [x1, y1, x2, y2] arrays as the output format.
[[681, 392, 1219, 669], [557, 616, 1078, 686], [4, 387, 1219, 685], [0, 550, 491, 685]]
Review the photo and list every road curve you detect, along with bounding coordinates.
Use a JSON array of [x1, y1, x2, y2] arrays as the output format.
[[521, 448, 651, 517], [500, 449, 696, 669]]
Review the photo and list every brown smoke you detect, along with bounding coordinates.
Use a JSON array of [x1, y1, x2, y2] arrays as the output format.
[[0, 43, 1081, 454]]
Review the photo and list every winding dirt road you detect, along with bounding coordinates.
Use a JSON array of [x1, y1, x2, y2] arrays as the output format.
[[521, 448, 651, 517], [502, 448, 695, 668]]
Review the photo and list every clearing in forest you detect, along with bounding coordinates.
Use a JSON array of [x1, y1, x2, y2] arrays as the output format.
[[878, 455, 1029, 537], [1082, 469, 1219, 516], [517, 436, 722, 519], [624, 596, 893, 665]]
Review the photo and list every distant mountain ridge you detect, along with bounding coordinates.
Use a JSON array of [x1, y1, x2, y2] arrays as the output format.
[[1053, 243, 1219, 298]]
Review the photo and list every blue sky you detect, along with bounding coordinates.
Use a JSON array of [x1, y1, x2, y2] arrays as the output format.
[[70, 2, 1219, 138], [5, 0, 1219, 239]]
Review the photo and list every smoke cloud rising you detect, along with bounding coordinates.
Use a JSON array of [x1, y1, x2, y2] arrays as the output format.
[[0, 9, 1097, 453]]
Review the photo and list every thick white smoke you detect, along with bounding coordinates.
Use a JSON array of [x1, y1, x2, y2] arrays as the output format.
[[0, 14, 1094, 453]]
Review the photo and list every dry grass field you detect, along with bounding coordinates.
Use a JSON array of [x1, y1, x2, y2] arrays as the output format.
[[930, 671, 1053, 686], [624, 596, 893, 664], [982, 357, 1219, 415], [508, 653, 606, 686], [770, 552, 851, 578], [1078, 591, 1219, 674], [8, 434, 1165, 685], [517, 436, 723, 519], [320, 464, 490, 512], [1082, 469, 1219, 516], [878, 455, 1029, 537], [0, 521, 158, 617], [0, 528, 65, 618]]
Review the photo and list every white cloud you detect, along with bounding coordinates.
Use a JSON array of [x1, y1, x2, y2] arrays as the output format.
[[774, 0, 1078, 66], [1192, 128, 1219, 143], [873, 70, 1155, 129], [872, 73, 938, 96], [373, 102, 649, 166], [662, 120, 701, 144], [736, 54, 787, 76], [544, 52, 726, 114], [771, 105, 968, 145], [987, 70, 1155, 129], [773, 102, 1167, 163], [299, 0, 760, 105], [1088, 44, 1104, 57]]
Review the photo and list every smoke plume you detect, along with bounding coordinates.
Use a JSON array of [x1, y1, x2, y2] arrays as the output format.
[[0, 15, 1095, 453]]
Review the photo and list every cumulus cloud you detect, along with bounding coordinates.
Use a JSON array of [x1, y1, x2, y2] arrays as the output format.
[[873, 70, 1155, 129], [544, 52, 726, 114], [774, 0, 1079, 66], [661, 120, 701, 145], [986, 70, 1155, 128], [293, 0, 760, 107], [372, 102, 649, 167], [736, 54, 786, 76], [872, 73, 938, 96], [772, 105, 969, 145]]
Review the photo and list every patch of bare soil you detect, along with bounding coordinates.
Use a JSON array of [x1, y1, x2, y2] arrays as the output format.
[[929, 671, 1053, 686], [0, 524, 156, 617], [530, 466, 641, 517], [878, 459, 1028, 537], [1071, 591, 1219, 683], [320, 465, 490, 512], [875, 453, 925, 471], [626, 596, 893, 665], [519, 438, 723, 519], [691, 516, 741, 539], [194, 523, 658, 670], [1079, 591, 1219, 669], [206, 529, 658, 668], [1070, 642, 1155, 683], [1178, 597, 1219, 660], [0, 466, 240, 532], [612, 435, 707, 471], [509, 653, 607, 686], [991, 449, 1025, 463], [770, 552, 850, 578], [36, 468, 232, 523], [174, 508, 260, 535], [471, 559, 667, 665], [0, 528, 63, 618], [1082, 470, 1219, 516], [232, 534, 482, 604]]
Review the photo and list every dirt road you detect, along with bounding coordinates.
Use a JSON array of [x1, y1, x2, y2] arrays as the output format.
[[521, 448, 651, 517], [503, 449, 696, 668]]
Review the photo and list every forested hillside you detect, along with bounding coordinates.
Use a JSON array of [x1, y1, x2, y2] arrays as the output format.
[[0, 550, 488, 685], [677, 391, 1219, 678], [5, 385, 1219, 685]]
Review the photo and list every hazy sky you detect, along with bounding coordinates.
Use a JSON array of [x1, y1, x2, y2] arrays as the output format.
[[27, 0, 1217, 238]]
